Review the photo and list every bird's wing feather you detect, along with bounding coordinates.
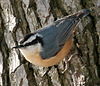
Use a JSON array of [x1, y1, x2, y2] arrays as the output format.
[[55, 16, 79, 46], [39, 9, 90, 59], [38, 24, 60, 59], [38, 16, 79, 59]]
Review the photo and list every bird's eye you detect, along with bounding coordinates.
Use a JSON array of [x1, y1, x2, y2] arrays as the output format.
[[18, 33, 43, 47], [36, 36, 44, 46]]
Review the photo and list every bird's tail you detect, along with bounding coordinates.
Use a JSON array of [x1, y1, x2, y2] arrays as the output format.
[[75, 9, 90, 19], [55, 9, 90, 46]]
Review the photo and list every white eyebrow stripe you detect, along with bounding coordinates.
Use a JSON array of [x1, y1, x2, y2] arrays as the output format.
[[36, 33, 43, 38], [23, 33, 43, 45], [23, 35, 36, 45]]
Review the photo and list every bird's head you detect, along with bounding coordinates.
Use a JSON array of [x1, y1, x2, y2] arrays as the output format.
[[13, 33, 43, 53]]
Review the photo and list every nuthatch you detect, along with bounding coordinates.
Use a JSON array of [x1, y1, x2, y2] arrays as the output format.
[[13, 9, 90, 67]]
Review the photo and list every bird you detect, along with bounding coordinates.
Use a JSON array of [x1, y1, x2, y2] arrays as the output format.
[[13, 9, 90, 67]]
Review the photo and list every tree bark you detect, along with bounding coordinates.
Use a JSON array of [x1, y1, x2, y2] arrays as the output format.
[[0, 0, 100, 86]]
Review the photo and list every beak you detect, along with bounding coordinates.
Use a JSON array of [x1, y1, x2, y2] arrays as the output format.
[[12, 45, 24, 49]]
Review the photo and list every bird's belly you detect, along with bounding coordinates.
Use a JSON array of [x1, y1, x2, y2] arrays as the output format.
[[20, 38, 73, 67]]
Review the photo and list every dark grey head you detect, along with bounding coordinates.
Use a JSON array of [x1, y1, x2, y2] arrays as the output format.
[[13, 33, 43, 49]]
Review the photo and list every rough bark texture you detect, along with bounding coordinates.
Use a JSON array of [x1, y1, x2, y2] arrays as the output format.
[[0, 0, 100, 86]]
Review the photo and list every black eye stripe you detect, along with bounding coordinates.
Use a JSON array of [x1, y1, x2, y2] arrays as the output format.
[[23, 36, 44, 47], [24, 40, 38, 47], [36, 36, 44, 46], [20, 33, 36, 44]]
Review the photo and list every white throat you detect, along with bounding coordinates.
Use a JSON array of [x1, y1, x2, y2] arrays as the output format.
[[19, 43, 42, 59]]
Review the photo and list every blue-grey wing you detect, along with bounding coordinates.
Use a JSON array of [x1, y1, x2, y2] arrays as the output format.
[[38, 16, 79, 59], [55, 16, 79, 46], [38, 9, 89, 59], [38, 24, 60, 59]]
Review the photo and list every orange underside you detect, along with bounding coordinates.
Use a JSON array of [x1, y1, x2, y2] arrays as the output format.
[[23, 37, 73, 67]]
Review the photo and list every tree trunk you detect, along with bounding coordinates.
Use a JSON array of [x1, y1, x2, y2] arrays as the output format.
[[0, 0, 100, 86]]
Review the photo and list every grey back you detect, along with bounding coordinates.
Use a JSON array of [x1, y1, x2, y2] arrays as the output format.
[[37, 16, 79, 59]]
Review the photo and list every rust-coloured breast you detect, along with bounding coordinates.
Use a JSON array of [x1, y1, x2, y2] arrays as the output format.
[[26, 38, 73, 67], [41, 38, 73, 67]]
